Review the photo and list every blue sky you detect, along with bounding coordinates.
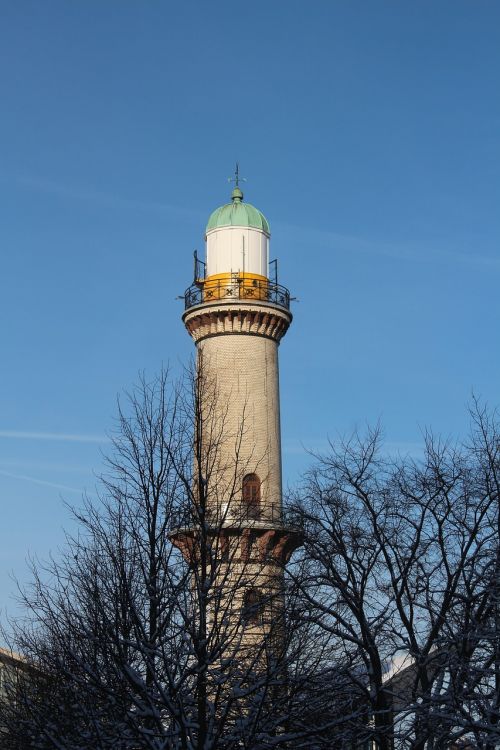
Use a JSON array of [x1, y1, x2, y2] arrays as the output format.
[[1, 1, 499, 618]]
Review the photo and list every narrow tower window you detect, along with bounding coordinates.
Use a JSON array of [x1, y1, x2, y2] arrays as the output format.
[[242, 473, 261, 520], [241, 588, 264, 626]]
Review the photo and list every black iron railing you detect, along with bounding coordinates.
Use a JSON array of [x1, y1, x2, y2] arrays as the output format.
[[184, 278, 291, 312], [169, 503, 302, 532]]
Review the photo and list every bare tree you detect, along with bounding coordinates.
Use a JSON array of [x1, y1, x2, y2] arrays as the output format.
[[5, 367, 498, 749], [291, 403, 500, 749], [0, 368, 344, 750]]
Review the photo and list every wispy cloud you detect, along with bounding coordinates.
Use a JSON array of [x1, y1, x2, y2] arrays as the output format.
[[8, 172, 497, 271], [0, 430, 109, 444], [283, 437, 425, 460], [12, 173, 203, 221], [274, 220, 500, 271], [0, 469, 83, 495], [0, 458, 93, 473], [282, 438, 331, 457]]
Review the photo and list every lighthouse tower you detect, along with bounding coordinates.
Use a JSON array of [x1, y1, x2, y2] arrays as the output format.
[[174, 169, 301, 650]]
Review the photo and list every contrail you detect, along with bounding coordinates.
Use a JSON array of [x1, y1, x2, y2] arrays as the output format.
[[0, 430, 110, 444], [0, 469, 83, 495], [14, 173, 203, 220]]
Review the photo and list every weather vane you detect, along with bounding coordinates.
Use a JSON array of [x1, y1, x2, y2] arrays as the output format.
[[228, 162, 247, 189]]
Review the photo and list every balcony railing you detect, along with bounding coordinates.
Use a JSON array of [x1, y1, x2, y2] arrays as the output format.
[[169, 503, 302, 533], [184, 277, 291, 312]]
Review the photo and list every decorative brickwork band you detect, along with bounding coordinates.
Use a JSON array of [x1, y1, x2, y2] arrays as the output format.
[[170, 525, 303, 567], [183, 302, 292, 344]]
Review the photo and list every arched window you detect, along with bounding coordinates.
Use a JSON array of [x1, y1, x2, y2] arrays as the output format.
[[219, 533, 229, 563], [242, 473, 261, 519], [241, 588, 264, 626]]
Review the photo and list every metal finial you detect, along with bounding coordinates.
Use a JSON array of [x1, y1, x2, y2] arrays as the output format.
[[228, 163, 246, 203], [228, 162, 247, 189]]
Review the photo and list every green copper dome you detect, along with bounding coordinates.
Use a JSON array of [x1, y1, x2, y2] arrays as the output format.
[[206, 187, 270, 235]]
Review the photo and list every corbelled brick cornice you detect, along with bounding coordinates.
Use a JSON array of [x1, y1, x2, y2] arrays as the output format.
[[183, 302, 292, 344]]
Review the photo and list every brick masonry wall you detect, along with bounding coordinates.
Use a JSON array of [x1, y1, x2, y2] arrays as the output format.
[[198, 332, 283, 513]]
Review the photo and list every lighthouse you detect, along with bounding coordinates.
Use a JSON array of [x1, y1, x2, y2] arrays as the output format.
[[173, 168, 302, 650]]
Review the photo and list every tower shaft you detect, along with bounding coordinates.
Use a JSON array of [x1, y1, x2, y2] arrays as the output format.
[[185, 302, 291, 524], [172, 179, 301, 660]]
